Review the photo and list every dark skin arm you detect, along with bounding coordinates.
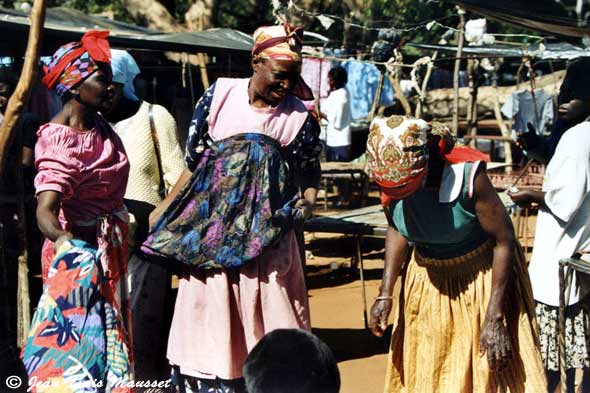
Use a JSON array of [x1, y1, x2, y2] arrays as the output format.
[[149, 168, 192, 228], [36, 190, 73, 248], [507, 188, 545, 208], [474, 167, 516, 372], [368, 224, 409, 337]]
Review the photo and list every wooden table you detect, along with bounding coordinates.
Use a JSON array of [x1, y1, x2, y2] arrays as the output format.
[[320, 162, 370, 210], [304, 205, 388, 328]]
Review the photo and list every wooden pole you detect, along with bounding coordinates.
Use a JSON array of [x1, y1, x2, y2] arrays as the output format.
[[0, 0, 47, 345], [368, 71, 385, 122], [388, 74, 411, 115], [468, 59, 480, 148], [451, 8, 466, 135], [191, 16, 210, 90], [415, 52, 437, 118], [0, 0, 46, 174]]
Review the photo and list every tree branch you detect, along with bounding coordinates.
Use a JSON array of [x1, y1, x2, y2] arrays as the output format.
[[0, 0, 46, 175]]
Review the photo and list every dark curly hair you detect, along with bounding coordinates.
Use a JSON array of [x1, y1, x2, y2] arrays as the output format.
[[328, 66, 348, 90]]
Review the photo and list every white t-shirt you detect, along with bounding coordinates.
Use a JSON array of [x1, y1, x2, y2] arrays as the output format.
[[528, 121, 590, 306], [323, 87, 352, 147]]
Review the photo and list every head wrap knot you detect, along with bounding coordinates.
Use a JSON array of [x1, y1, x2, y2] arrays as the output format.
[[43, 30, 111, 96]]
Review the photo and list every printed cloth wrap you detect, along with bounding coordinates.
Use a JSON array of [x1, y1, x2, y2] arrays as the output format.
[[42, 30, 111, 96], [21, 238, 132, 393], [141, 133, 299, 269]]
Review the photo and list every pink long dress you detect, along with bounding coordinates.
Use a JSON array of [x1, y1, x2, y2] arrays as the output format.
[[167, 78, 312, 380]]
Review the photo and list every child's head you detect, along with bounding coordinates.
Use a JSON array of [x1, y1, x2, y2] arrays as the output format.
[[328, 66, 348, 91], [244, 329, 340, 393]]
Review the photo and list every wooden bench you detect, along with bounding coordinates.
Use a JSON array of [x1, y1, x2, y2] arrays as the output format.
[[304, 205, 388, 328], [319, 162, 370, 210]]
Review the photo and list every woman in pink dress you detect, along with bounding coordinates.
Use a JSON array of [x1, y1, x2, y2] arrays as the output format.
[[22, 31, 133, 391], [144, 24, 321, 392]]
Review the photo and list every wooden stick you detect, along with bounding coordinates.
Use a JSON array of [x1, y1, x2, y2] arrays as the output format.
[[388, 74, 411, 116], [415, 52, 437, 118], [0, 0, 46, 345], [510, 159, 535, 189], [492, 72, 513, 171], [451, 8, 465, 135], [368, 71, 385, 122], [0, 0, 46, 174]]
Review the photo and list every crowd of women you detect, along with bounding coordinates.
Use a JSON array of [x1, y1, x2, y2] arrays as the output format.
[[4, 19, 590, 393]]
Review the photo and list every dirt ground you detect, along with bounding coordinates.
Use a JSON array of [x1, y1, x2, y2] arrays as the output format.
[[305, 232, 391, 393]]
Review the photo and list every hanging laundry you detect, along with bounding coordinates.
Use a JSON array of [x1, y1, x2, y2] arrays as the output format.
[[301, 57, 331, 105], [340, 59, 394, 120], [501, 89, 554, 136]]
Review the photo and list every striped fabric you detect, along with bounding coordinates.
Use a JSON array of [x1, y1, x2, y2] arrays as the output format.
[[384, 241, 547, 392]]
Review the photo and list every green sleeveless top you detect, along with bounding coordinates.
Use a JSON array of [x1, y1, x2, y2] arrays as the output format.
[[387, 162, 488, 259]]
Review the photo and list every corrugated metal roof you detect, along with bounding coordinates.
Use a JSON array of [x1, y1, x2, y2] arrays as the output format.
[[0, 6, 252, 55]]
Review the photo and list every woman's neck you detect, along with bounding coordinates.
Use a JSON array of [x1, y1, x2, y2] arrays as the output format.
[[62, 100, 97, 131], [247, 79, 273, 109], [425, 157, 444, 189], [104, 98, 142, 123]]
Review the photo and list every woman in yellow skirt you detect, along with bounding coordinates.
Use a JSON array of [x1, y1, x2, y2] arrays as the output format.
[[366, 116, 547, 392]]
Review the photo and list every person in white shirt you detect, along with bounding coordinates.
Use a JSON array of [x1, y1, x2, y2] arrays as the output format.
[[321, 66, 353, 207], [509, 75, 590, 392]]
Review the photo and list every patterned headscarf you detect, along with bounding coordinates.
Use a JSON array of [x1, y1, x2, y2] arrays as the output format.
[[367, 115, 489, 202], [111, 49, 141, 101], [367, 116, 431, 201], [251, 24, 313, 101], [43, 30, 112, 96]]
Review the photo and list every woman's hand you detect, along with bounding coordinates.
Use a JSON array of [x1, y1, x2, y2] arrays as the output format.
[[507, 188, 545, 207], [479, 317, 513, 371], [294, 198, 315, 221], [148, 207, 163, 229], [54, 232, 74, 253], [149, 169, 193, 229], [369, 298, 392, 337]]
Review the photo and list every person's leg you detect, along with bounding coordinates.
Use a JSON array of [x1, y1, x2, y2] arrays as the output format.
[[325, 145, 336, 162], [333, 146, 352, 206], [130, 256, 171, 381]]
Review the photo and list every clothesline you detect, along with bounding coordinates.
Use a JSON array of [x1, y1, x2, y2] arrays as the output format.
[[302, 53, 417, 68], [288, 1, 457, 32], [286, 1, 546, 50]]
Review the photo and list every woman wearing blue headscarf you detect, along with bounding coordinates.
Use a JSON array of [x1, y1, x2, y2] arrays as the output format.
[[103, 49, 186, 382]]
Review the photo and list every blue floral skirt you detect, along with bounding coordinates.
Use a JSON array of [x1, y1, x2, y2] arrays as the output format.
[[142, 133, 297, 270]]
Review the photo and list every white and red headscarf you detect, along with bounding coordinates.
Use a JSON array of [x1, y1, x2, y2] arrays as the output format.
[[366, 115, 490, 204]]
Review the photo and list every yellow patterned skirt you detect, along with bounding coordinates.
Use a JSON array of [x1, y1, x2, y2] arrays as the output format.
[[384, 241, 547, 393]]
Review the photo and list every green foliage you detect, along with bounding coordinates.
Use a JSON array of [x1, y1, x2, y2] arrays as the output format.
[[39, 0, 134, 22]]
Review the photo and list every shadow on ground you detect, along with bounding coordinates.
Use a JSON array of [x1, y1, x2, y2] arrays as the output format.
[[305, 267, 384, 290], [306, 236, 385, 260], [312, 325, 392, 362]]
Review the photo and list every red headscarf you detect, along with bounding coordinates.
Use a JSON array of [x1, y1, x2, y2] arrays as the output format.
[[43, 30, 111, 95]]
